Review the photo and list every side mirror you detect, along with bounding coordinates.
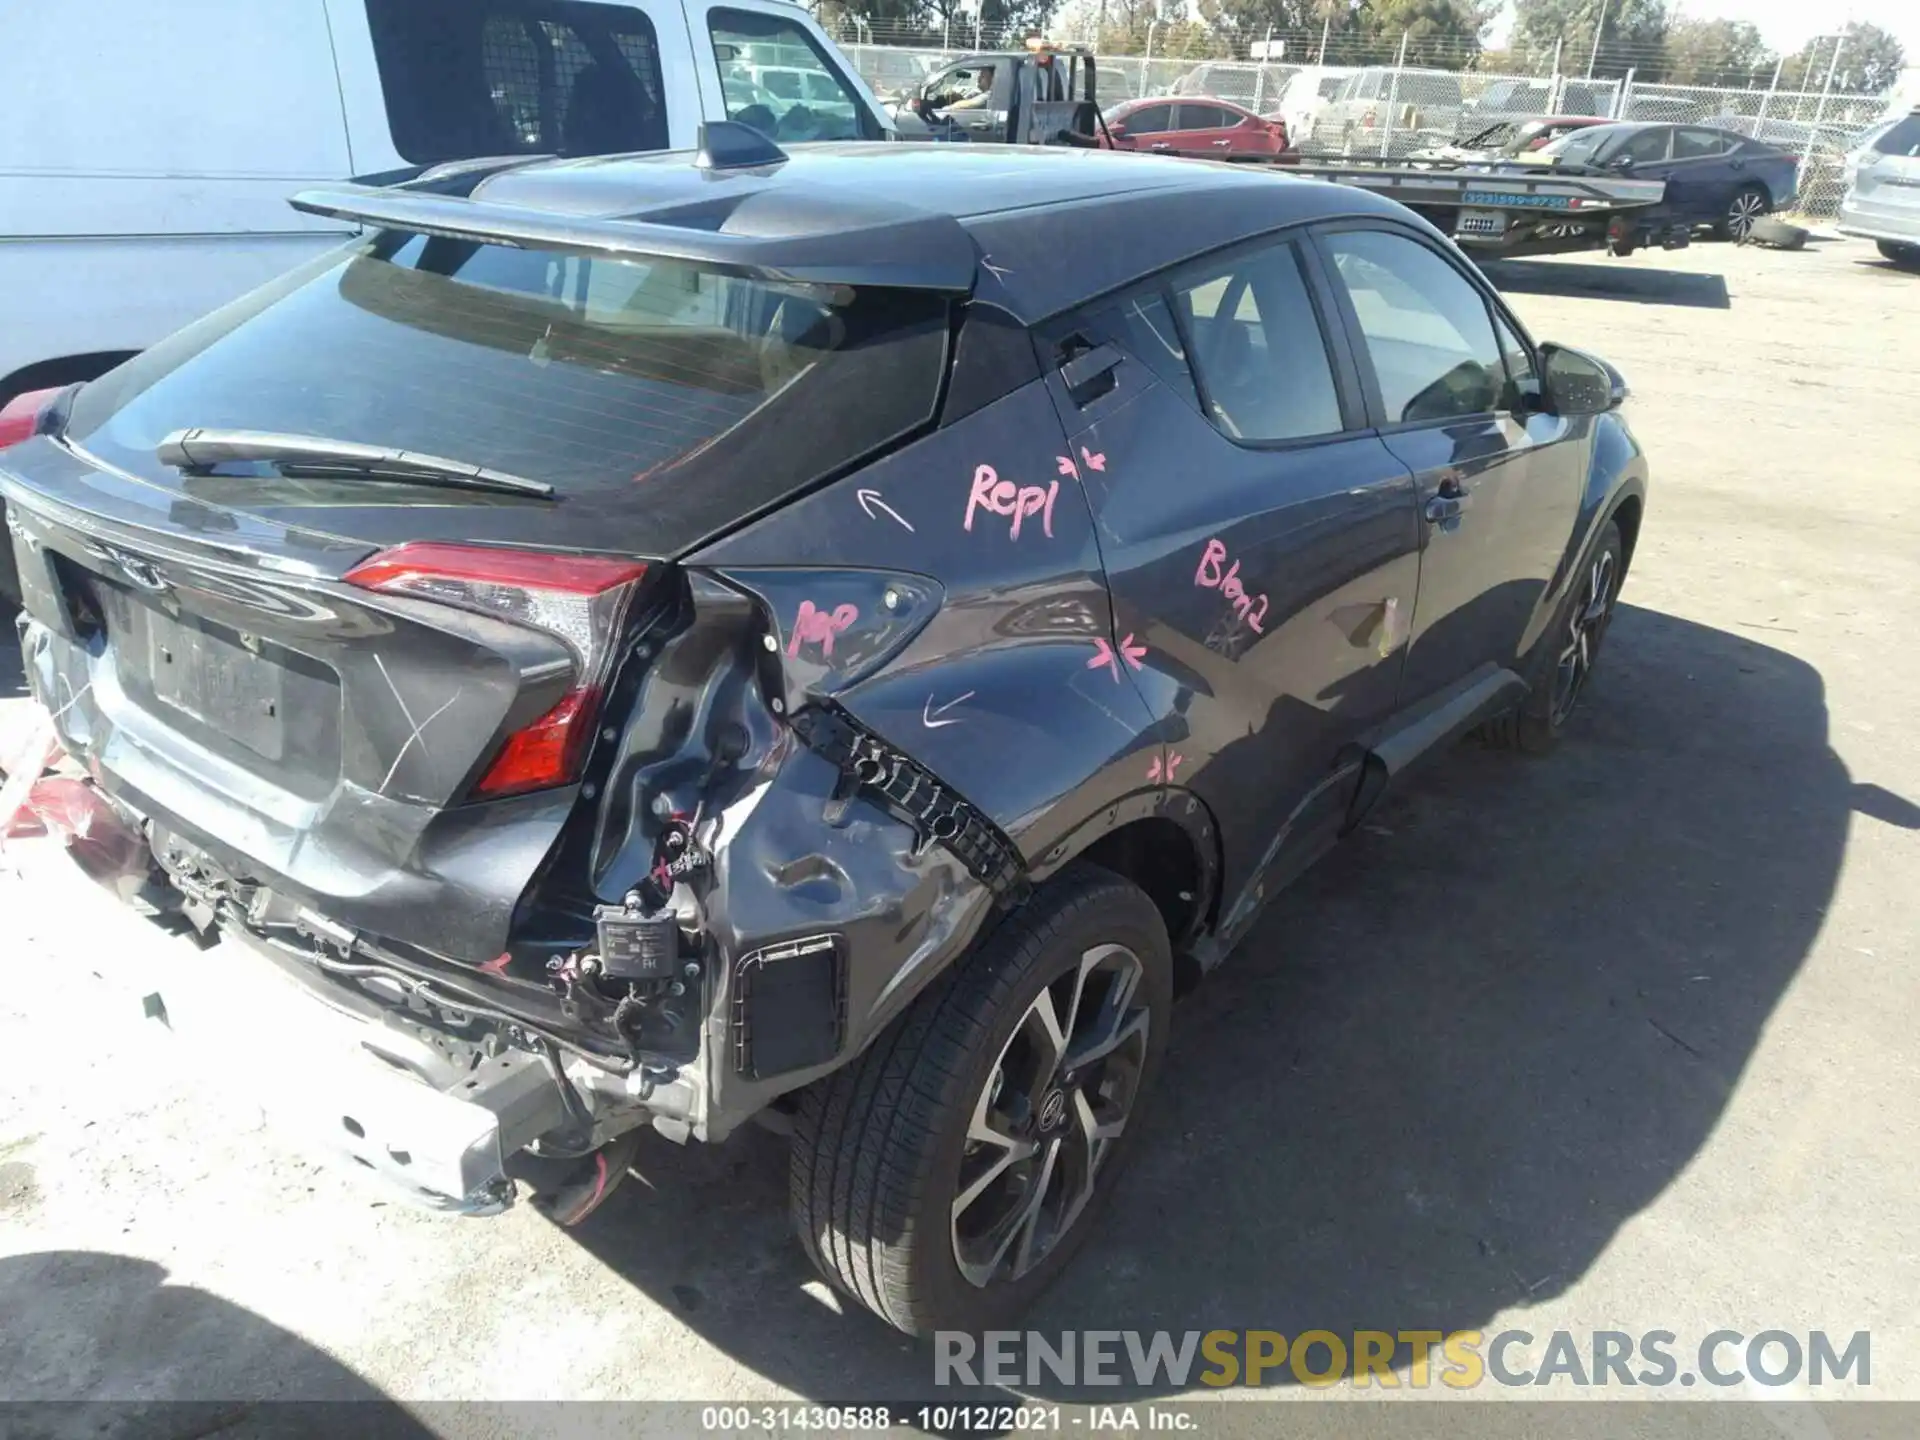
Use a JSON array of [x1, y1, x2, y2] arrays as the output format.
[[1610, 153, 1636, 172], [1540, 343, 1627, 416], [1108, 121, 1128, 138]]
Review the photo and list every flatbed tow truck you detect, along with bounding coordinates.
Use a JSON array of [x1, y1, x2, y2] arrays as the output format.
[[928, 38, 1677, 259]]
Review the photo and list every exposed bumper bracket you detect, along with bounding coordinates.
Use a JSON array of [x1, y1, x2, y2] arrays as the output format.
[[789, 702, 1029, 904]]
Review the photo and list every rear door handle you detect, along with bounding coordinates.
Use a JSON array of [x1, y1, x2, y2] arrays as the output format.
[[1425, 494, 1464, 524], [1212, 139, 1233, 147], [1060, 342, 1125, 401]]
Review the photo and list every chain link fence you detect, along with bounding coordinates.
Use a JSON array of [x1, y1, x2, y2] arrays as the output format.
[[831, 28, 1897, 218]]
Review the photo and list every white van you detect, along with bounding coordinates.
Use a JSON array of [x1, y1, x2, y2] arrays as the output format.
[[0, 0, 889, 406], [1268, 67, 1349, 150]]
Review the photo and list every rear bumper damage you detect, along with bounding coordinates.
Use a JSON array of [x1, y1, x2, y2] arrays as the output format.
[[15, 594, 1006, 1212]]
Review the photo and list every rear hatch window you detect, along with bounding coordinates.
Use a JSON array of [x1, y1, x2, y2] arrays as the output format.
[[1873, 114, 1920, 157], [64, 232, 950, 555]]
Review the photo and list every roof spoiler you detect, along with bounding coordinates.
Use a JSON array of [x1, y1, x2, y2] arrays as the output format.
[[287, 180, 979, 293]]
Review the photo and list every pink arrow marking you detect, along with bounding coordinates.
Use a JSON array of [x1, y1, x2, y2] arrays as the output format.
[[1165, 750, 1184, 779], [1056, 455, 1079, 478], [1118, 633, 1146, 669], [1080, 447, 1107, 472]]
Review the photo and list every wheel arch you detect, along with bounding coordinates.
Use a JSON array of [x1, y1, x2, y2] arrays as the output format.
[[1608, 489, 1645, 570], [1026, 788, 1223, 977]]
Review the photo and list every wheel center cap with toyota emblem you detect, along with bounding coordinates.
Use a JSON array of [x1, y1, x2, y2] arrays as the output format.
[[1038, 1088, 1068, 1133]]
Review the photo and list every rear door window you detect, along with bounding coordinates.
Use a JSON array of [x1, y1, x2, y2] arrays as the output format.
[[709, 8, 875, 142], [364, 0, 668, 163], [1169, 239, 1345, 443]]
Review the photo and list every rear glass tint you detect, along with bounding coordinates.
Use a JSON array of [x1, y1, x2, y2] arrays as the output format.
[[364, 0, 668, 163], [65, 233, 950, 550], [1874, 114, 1920, 157]]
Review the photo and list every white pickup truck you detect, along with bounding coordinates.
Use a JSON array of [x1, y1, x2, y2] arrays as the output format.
[[0, 0, 889, 407]]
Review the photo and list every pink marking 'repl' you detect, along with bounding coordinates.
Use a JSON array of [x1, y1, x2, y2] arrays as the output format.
[[964, 464, 1059, 541], [788, 600, 859, 658], [1194, 538, 1269, 633]]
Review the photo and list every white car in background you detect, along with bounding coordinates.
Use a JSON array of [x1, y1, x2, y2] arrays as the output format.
[[1839, 107, 1920, 269], [1267, 67, 1347, 151], [0, 0, 886, 412], [0, 0, 889, 604]]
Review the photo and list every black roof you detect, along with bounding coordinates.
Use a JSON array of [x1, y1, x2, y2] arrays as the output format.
[[440, 143, 1417, 323]]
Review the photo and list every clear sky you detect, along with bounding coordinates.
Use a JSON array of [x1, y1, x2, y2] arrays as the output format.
[[1488, 0, 1920, 62]]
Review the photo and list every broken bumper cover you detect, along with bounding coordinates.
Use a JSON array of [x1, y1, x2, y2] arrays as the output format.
[[109, 917, 575, 1214]]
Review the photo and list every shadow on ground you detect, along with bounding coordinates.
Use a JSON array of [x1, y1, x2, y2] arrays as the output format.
[[1481, 260, 1732, 309], [566, 602, 1874, 1400], [0, 1251, 432, 1434]]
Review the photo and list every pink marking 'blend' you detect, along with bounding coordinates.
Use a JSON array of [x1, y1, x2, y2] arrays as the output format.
[[1195, 538, 1269, 633]]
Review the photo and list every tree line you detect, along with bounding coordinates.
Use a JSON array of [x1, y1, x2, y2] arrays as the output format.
[[819, 0, 1908, 95]]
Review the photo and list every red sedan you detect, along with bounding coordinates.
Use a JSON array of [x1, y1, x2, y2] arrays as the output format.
[[1103, 96, 1289, 159]]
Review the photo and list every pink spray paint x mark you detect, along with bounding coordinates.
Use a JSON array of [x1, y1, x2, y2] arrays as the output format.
[[788, 600, 859, 658], [965, 464, 1058, 541], [1087, 633, 1147, 681]]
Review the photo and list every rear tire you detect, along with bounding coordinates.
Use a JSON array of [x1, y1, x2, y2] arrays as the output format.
[[1481, 520, 1625, 755], [1878, 240, 1920, 271], [790, 866, 1172, 1336]]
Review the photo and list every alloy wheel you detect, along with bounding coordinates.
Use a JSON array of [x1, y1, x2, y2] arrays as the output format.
[[1728, 189, 1767, 240], [950, 943, 1150, 1289], [1551, 548, 1617, 725]]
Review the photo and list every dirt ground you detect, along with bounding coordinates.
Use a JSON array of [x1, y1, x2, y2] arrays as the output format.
[[2, 233, 1917, 1424]]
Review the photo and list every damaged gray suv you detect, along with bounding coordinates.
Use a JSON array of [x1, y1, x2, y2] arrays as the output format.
[[2, 129, 1646, 1335]]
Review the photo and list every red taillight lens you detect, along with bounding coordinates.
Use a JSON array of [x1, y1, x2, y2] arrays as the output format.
[[469, 689, 594, 800], [0, 387, 64, 451], [344, 543, 649, 800]]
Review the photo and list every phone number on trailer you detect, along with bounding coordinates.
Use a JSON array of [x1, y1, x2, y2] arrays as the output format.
[[701, 1405, 1066, 1432]]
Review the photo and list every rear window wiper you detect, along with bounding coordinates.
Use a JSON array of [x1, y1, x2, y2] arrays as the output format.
[[156, 428, 555, 499]]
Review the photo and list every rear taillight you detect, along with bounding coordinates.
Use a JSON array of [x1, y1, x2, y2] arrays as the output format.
[[0, 386, 65, 451], [345, 543, 648, 799]]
